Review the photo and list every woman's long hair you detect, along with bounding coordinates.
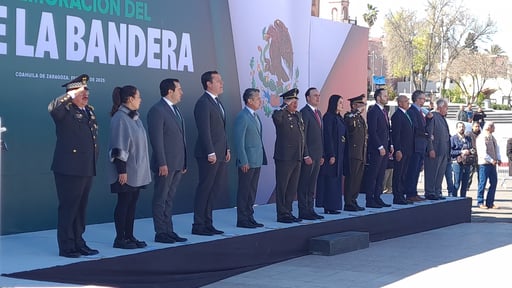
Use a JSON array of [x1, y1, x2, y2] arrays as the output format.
[[110, 85, 138, 116], [327, 94, 343, 114]]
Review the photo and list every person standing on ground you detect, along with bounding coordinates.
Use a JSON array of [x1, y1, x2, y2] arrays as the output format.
[[476, 121, 501, 209], [298, 87, 325, 220], [108, 85, 151, 249], [233, 88, 267, 228], [48, 74, 99, 258], [147, 78, 188, 244]]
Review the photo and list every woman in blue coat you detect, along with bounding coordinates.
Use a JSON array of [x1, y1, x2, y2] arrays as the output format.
[[316, 95, 348, 214]]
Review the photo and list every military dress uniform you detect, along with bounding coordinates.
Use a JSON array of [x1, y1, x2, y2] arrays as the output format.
[[272, 88, 306, 223], [48, 74, 99, 258], [343, 95, 367, 211]]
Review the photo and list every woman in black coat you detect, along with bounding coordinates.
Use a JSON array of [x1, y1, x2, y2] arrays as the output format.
[[316, 95, 348, 214]]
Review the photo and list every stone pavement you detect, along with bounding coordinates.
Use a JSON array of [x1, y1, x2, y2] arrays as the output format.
[[205, 174, 512, 288]]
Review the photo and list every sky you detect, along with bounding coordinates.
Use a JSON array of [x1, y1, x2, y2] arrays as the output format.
[[349, 0, 512, 55]]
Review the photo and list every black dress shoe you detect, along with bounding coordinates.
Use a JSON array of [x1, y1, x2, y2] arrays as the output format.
[[438, 196, 446, 200], [237, 221, 258, 228], [299, 213, 318, 220], [207, 226, 224, 234], [425, 194, 440, 200], [169, 232, 188, 242], [277, 217, 294, 223], [324, 209, 341, 214], [191, 228, 214, 236], [376, 197, 392, 207], [78, 245, 99, 256], [128, 237, 147, 248], [155, 233, 176, 243], [59, 249, 81, 258], [312, 212, 325, 219], [292, 216, 303, 222], [393, 198, 412, 205], [344, 205, 358, 211], [366, 199, 383, 208], [113, 238, 138, 249], [249, 218, 264, 227]]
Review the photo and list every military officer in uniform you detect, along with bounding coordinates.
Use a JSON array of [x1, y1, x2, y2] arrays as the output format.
[[343, 94, 367, 211], [48, 74, 99, 258], [272, 88, 305, 223]]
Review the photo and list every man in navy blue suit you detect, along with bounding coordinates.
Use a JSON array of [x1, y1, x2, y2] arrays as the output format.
[[192, 71, 230, 236], [147, 78, 188, 243], [405, 90, 432, 202], [298, 87, 325, 220], [390, 95, 414, 205], [233, 88, 267, 228], [362, 88, 393, 208]]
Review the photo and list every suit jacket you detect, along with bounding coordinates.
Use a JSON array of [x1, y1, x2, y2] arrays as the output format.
[[147, 98, 186, 173], [391, 108, 414, 155], [407, 104, 430, 154], [48, 93, 98, 176], [426, 112, 451, 157], [366, 104, 391, 153], [233, 107, 267, 168], [300, 105, 323, 160], [272, 108, 305, 161], [194, 92, 229, 158]]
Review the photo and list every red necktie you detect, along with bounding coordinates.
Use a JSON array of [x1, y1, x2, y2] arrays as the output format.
[[314, 109, 321, 127]]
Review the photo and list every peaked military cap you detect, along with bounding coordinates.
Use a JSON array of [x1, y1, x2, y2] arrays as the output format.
[[280, 88, 299, 100], [62, 74, 89, 90], [349, 94, 365, 104]]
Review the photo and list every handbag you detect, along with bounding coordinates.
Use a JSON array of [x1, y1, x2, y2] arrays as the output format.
[[459, 152, 476, 166]]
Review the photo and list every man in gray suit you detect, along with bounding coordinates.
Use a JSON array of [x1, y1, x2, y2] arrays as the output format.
[[298, 87, 324, 220], [424, 98, 450, 200], [147, 78, 188, 243], [233, 88, 267, 228]]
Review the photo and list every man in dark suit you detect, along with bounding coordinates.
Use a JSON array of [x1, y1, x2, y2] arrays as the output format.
[[48, 74, 99, 258], [343, 94, 367, 212], [147, 78, 188, 244], [391, 95, 414, 205], [298, 87, 325, 220], [405, 90, 432, 202], [233, 88, 267, 228], [192, 71, 230, 236], [362, 88, 393, 208], [272, 88, 305, 223], [424, 98, 450, 200]]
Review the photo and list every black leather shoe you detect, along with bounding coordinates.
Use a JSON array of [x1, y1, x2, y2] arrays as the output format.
[[312, 212, 325, 219], [169, 232, 188, 242], [249, 218, 264, 227], [78, 245, 99, 256], [426, 194, 440, 200], [299, 213, 318, 220], [366, 199, 383, 208], [393, 198, 412, 205], [324, 209, 341, 214], [155, 233, 176, 243], [237, 221, 258, 228], [113, 238, 138, 249], [128, 237, 147, 248], [292, 216, 302, 222], [277, 217, 294, 223], [191, 228, 214, 236], [438, 196, 446, 200], [59, 249, 81, 258], [207, 226, 224, 234], [376, 197, 391, 207], [344, 205, 358, 211]]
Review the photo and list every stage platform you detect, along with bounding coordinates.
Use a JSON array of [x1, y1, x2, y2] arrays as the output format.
[[0, 194, 471, 288]]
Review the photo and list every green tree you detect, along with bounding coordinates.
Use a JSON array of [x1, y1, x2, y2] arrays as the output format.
[[363, 4, 379, 29]]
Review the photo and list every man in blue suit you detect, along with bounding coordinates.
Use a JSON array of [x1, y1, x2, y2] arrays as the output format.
[[405, 90, 432, 202], [362, 88, 393, 208], [391, 95, 414, 205], [298, 87, 325, 220], [147, 78, 188, 244], [233, 88, 267, 228], [192, 71, 230, 236]]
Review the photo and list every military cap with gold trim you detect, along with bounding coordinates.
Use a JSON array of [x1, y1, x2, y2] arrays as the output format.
[[348, 94, 365, 105], [62, 74, 89, 91], [280, 88, 299, 100]]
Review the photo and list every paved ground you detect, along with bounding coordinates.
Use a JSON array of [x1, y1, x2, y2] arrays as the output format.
[[205, 175, 512, 288]]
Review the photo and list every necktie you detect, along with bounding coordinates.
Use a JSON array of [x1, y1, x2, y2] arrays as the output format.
[[172, 105, 182, 122], [382, 108, 389, 124], [215, 98, 225, 119], [314, 109, 321, 127], [254, 112, 261, 133], [405, 111, 412, 125]]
